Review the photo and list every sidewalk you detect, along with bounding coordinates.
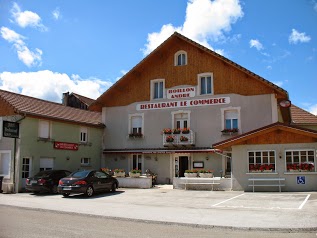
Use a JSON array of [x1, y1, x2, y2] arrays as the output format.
[[0, 186, 316, 231]]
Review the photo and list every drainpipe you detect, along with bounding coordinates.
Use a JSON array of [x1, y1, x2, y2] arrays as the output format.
[[13, 114, 26, 193]]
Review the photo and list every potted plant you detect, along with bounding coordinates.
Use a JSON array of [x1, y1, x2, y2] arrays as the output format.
[[173, 128, 181, 134], [180, 135, 189, 142], [113, 169, 125, 177], [249, 164, 261, 172], [163, 128, 172, 134], [198, 169, 213, 178], [221, 128, 239, 134], [129, 133, 143, 138], [129, 168, 141, 178], [184, 169, 198, 177], [181, 128, 190, 134], [287, 163, 300, 172], [166, 135, 174, 143], [300, 162, 314, 172]]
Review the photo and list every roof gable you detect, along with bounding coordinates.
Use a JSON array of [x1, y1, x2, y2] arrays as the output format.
[[0, 89, 103, 128], [213, 123, 317, 150], [90, 32, 289, 111]]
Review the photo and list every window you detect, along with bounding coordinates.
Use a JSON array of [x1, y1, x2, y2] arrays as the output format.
[[285, 150, 315, 172], [0, 117, 2, 140], [151, 79, 165, 100], [40, 158, 54, 171], [248, 150, 276, 172], [129, 113, 144, 137], [38, 120, 50, 139], [81, 157, 91, 166], [198, 73, 213, 95], [174, 51, 187, 66], [80, 127, 88, 143], [225, 111, 238, 130], [172, 110, 190, 130], [132, 154, 143, 172], [0, 151, 11, 179], [22, 157, 30, 179], [221, 107, 240, 133]]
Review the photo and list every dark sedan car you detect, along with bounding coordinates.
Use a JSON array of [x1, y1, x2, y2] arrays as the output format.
[[26, 170, 71, 194], [58, 170, 119, 197]]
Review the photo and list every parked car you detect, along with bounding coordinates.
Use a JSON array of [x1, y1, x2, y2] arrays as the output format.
[[26, 170, 71, 194], [58, 169, 119, 197]]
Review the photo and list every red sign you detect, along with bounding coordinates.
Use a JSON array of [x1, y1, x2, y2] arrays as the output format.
[[54, 141, 78, 151]]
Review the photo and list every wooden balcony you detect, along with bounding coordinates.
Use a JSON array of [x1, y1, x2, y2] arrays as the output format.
[[163, 131, 195, 147]]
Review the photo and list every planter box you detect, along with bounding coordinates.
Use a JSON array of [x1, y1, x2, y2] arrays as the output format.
[[262, 170, 273, 173], [129, 172, 141, 178], [199, 173, 213, 178], [184, 173, 197, 178], [114, 172, 125, 177]]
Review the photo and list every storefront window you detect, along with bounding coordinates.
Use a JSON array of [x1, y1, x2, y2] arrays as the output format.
[[248, 150, 275, 172]]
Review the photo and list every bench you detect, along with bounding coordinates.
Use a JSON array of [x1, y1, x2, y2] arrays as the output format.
[[248, 177, 285, 192], [182, 178, 221, 191]]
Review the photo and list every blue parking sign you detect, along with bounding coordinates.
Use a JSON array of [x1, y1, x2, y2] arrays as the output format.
[[297, 176, 305, 185]]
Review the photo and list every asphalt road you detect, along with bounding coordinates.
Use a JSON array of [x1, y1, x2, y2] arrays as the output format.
[[1, 205, 316, 238]]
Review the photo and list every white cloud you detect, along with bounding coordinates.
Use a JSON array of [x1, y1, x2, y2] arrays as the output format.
[[142, 0, 243, 55], [249, 39, 263, 51], [1, 27, 42, 67], [11, 2, 47, 31], [288, 29, 311, 44], [52, 8, 61, 20], [309, 104, 317, 116], [272, 81, 283, 87], [0, 70, 113, 103]]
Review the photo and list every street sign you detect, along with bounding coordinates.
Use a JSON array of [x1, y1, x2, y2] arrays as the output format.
[[3, 121, 19, 138], [297, 176, 305, 185]]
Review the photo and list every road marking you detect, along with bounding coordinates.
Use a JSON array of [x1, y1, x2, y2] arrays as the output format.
[[211, 193, 245, 207], [298, 194, 310, 209]]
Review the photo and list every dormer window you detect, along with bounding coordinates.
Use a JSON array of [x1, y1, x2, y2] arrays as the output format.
[[174, 50, 187, 66]]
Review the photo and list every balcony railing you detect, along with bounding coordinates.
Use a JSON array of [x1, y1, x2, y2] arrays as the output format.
[[163, 130, 195, 147]]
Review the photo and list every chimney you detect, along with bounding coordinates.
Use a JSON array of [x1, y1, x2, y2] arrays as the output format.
[[62, 92, 69, 106]]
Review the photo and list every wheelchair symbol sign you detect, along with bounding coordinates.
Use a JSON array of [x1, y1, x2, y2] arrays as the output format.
[[297, 176, 305, 185]]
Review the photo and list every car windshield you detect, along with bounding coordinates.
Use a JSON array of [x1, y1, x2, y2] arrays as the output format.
[[70, 170, 91, 178]]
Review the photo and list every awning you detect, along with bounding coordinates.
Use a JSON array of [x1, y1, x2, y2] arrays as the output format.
[[103, 147, 220, 154]]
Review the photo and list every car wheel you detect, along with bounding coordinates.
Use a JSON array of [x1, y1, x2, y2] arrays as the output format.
[[85, 186, 94, 197], [111, 183, 116, 193], [51, 185, 58, 194], [62, 193, 70, 197]]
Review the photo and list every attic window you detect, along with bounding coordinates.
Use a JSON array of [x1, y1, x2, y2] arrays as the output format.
[[174, 50, 187, 66]]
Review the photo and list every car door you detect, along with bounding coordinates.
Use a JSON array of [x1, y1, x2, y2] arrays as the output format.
[[95, 171, 112, 191]]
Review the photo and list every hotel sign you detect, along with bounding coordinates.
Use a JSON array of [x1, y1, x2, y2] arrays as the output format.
[[167, 87, 195, 99], [54, 141, 79, 151], [3, 121, 19, 138], [136, 97, 230, 111]]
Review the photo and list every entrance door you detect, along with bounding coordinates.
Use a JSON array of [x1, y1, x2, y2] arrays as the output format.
[[179, 156, 189, 177], [22, 157, 32, 188]]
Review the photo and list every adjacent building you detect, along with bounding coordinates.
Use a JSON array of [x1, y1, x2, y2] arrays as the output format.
[[0, 89, 104, 193]]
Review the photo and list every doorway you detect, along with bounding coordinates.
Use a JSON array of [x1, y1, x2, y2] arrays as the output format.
[[178, 156, 189, 177]]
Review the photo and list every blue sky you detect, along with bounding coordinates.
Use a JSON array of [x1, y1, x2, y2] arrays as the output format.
[[0, 0, 316, 115]]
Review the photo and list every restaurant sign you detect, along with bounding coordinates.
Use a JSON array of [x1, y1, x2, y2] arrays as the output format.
[[136, 97, 230, 111], [3, 121, 19, 138], [167, 87, 195, 99], [54, 141, 79, 151]]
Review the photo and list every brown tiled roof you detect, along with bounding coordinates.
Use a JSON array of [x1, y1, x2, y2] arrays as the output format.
[[291, 105, 317, 124], [72, 93, 95, 106], [0, 89, 104, 127]]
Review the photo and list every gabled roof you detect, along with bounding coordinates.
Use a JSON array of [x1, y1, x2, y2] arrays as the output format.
[[212, 122, 317, 150], [72, 93, 95, 107], [0, 89, 104, 128], [90, 31, 289, 111], [290, 105, 317, 124]]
